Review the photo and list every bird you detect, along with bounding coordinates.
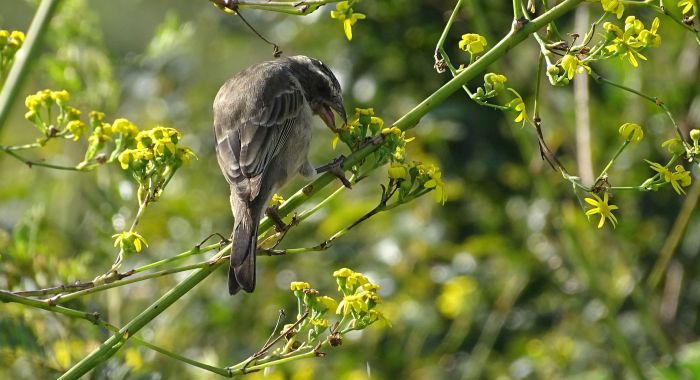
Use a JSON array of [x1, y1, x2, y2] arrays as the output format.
[[213, 55, 347, 295]]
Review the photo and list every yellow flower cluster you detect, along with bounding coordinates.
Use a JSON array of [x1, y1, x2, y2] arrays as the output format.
[[0, 30, 25, 76], [604, 17, 661, 67], [24, 89, 86, 140], [419, 163, 447, 205], [332, 268, 385, 327], [646, 160, 692, 194], [330, 1, 366, 41], [118, 126, 195, 170], [285, 268, 386, 346], [381, 125, 415, 161]]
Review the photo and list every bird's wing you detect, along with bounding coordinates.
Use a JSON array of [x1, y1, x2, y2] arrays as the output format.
[[215, 77, 305, 201]]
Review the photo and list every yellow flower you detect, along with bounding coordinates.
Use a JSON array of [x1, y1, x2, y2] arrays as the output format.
[[333, 267, 354, 278], [362, 283, 380, 293], [270, 193, 285, 206], [560, 54, 591, 80], [316, 296, 338, 312], [638, 17, 661, 48], [24, 93, 42, 111], [506, 97, 527, 123], [150, 126, 181, 144], [678, 0, 697, 15], [175, 147, 196, 165], [112, 118, 139, 138], [65, 106, 81, 121], [484, 72, 507, 93], [118, 150, 135, 170], [618, 123, 644, 143], [662, 138, 686, 155], [153, 140, 176, 156], [9, 30, 25, 45], [584, 192, 619, 229], [347, 272, 369, 288], [423, 166, 447, 205], [136, 130, 153, 149], [112, 231, 148, 253], [458, 33, 487, 55], [388, 162, 409, 180], [671, 165, 692, 194], [604, 22, 623, 37], [290, 281, 311, 291], [336, 292, 369, 316], [604, 17, 660, 68], [50, 90, 70, 105], [601, 0, 624, 19], [646, 160, 673, 182], [624, 16, 644, 34], [66, 120, 87, 141], [370, 116, 384, 129], [310, 318, 329, 328], [330, 1, 366, 41], [355, 107, 374, 116]]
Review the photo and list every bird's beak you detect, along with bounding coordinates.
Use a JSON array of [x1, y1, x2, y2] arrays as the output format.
[[319, 100, 347, 132]]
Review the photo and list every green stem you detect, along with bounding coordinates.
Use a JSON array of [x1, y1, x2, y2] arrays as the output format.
[[0, 145, 82, 171], [56, 260, 220, 304], [210, 0, 338, 15], [133, 335, 231, 376], [0, 0, 62, 134], [295, 179, 353, 224], [513, 0, 524, 20], [0, 289, 232, 377], [0, 142, 42, 151], [133, 243, 220, 273], [595, 140, 630, 183], [0, 290, 103, 325], [58, 249, 228, 380], [590, 71, 686, 143], [229, 349, 319, 375], [61, 1, 585, 377]]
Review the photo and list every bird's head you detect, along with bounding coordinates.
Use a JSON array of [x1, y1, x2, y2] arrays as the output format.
[[288, 56, 347, 132]]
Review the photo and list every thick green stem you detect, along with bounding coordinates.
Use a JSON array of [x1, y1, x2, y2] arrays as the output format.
[[0, 0, 62, 134], [58, 249, 228, 380], [60, 1, 585, 377]]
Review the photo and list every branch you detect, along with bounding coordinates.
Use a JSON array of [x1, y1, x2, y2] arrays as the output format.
[[60, 1, 585, 377], [209, 0, 338, 15], [0, 144, 83, 171]]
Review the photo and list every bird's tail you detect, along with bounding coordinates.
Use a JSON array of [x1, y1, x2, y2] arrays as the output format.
[[229, 208, 258, 294]]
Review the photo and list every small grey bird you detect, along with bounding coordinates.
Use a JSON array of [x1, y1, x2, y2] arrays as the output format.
[[213, 55, 346, 294]]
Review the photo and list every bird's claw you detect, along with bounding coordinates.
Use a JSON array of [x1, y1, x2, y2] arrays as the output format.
[[316, 155, 352, 189], [265, 206, 288, 233]]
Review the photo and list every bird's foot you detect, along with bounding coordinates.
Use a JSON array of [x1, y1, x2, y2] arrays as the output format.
[[265, 206, 288, 233], [316, 155, 352, 189]]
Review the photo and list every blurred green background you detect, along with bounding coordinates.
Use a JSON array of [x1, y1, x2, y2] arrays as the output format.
[[1, 0, 700, 378]]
